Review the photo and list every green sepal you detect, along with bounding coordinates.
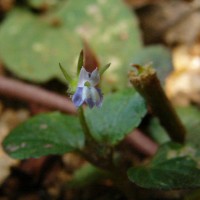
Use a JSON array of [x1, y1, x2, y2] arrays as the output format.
[[59, 62, 78, 94], [59, 63, 72, 83], [99, 63, 111, 76], [77, 50, 84, 76], [68, 78, 78, 95]]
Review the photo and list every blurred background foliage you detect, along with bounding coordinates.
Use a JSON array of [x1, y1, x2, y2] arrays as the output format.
[[0, 0, 172, 91], [0, 0, 141, 90]]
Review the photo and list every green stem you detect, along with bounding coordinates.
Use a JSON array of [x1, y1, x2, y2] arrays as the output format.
[[129, 65, 186, 143], [78, 107, 93, 140], [78, 107, 113, 170], [78, 107, 137, 199]]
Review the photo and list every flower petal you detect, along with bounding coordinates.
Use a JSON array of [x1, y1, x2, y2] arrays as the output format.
[[78, 67, 100, 87], [83, 87, 103, 108], [82, 86, 91, 101], [90, 68, 100, 86], [83, 87, 95, 108], [96, 88, 103, 107], [71, 65, 102, 108], [90, 87, 101, 105], [78, 67, 89, 87], [72, 87, 84, 107], [85, 98, 95, 108]]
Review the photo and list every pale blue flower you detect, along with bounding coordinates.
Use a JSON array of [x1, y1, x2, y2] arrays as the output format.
[[72, 67, 103, 108]]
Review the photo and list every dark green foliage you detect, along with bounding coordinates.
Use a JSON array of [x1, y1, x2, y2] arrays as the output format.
[[128, 142, 200, 189], [132, 45, 172, 84], [3, 112, 84, 158], [0, 0, 141, 92], [85, 89, 147, 145]]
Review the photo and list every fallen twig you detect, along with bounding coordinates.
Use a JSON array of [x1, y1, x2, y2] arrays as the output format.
[[0, 76, 76, 114]]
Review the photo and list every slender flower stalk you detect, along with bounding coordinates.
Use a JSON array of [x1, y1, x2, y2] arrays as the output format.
[[78, 106, 93, 140]]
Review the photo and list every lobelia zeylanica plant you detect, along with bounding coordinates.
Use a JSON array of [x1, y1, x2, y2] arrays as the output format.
[[3, 51, 200, 199]]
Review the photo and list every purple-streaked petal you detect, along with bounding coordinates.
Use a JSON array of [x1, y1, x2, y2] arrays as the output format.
[[83, 87, 96, 108], [78, 67, 89, 87], [85, 98, 95, 108], [72, 87, 84, 107], [90, 87, 101, 104], [96, 88, 103, 107], [82, 86, 96, 108], [83, 87, 103, 109]]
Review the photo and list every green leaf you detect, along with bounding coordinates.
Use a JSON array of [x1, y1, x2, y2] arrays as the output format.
[[132, 45, 172, 84], [148, 106, 200, 148], [68, 163, 107, 188], [128, 142, 200, 189], [176, 106, 200, 149], [0, 0, 142, 92], [85, 89, 147, 145], [2, 112, 84, 159], [148, 118, 170, 144]]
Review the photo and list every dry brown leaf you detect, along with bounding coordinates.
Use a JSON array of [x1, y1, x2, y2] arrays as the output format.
[[166, 44, 200, 105], [135, 0, 200, 45], [0, 0, 14, 12], [0, 104, 30, 184], [124, 0, 164, 7]]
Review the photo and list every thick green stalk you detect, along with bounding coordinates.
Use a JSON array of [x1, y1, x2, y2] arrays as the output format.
[[129, 65, 186, 143]]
